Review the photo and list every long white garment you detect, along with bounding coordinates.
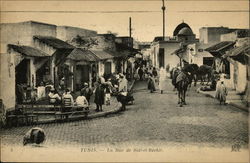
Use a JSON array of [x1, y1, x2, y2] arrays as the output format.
[[118, 78, 128, 92], [159, 68, 166, 91]]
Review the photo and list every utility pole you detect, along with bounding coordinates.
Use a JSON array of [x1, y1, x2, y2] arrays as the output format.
[[162, 0, 166, 41], [129, 17, 132, 38], [129, 17, 133, 47]]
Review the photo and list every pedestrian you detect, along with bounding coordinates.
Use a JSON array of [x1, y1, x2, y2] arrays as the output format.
[[75, 91, 89, 109], [81, 83, 93, 104], [152, 67, 158, 78], [144, 67, 149, 79], [99, 75, 105, 84], [148, 73, 156, 93], [105, 78, 113, 105], [117, 91, 127, 111], [159, 67, 166, 94], [94, 82, 105, 112], [152, 67, 158, 83], [138, 67, 144, 81], [59, 77, 65, 91], [148, 66, 153, 75], [118, 74, 128, 92], [215, 80, 228, 105]]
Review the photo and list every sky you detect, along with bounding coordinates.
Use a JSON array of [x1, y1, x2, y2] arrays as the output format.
[[1, 0, 249, 42]]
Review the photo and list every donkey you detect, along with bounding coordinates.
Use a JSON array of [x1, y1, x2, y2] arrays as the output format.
[[175, 71, 192, 107], [197, 65, 213, 85], [182, 64, 199, 87]]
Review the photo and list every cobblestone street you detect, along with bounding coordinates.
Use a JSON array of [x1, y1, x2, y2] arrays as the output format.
[[1, 79, 249, 162]]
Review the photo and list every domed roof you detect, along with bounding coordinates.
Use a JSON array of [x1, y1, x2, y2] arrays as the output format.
[[177, 27, 193, 36], [173, 22, 192, 36]]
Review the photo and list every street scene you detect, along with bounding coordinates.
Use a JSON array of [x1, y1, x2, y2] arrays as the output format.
[[0, 0, 249, 162]]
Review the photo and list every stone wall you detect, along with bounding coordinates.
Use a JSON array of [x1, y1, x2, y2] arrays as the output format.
[[199, 27, 231, 44], [57, 26, 97, 42], [0, 21, 56, 50], [0, 53, 15, 110]]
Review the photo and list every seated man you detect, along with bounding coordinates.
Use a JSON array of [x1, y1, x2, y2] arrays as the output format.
[[48, 89, 61, 105], [62, 88, 74, 106], [75, 92, 89, 110]]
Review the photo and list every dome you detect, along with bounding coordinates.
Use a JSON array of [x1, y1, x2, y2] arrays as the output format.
[[173, 22, 191, 36], [177, 27, 194, 36]]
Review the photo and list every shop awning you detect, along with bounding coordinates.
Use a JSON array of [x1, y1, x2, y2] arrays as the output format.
[[8, 44, 51, 68], [8, 44, 50, 57], [205, 41, 235, 57], [33, 36, 75, 49], [224, 44, 250, 65]]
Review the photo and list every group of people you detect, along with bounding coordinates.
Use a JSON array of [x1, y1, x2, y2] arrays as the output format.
[[48, 86, 89, 109], [23, 72, 130, 113], [93, 73, 129, 111], [135, 66, 167, 94], [136, 66, 158, 81]]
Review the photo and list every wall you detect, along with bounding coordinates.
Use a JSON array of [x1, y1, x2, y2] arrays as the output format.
[[33, 39, 56, 56], [150, 42, 159, 68], [187, 43, 214, 66], [0, 21, 57, 51], [111, 60, 115, 73], [90, 36, 116, 51], [221, 32, 237, 42], [0, 53, 15, 111], [160, 41, 180, 70], [236, 62, 247, 93], [199, 27, 231, 44], [0, 22, 32, 47], [57, 26, 97, 42], [151, 41, 180, 70], [98, 61, 105, 76], [115, 37, 133, 48]]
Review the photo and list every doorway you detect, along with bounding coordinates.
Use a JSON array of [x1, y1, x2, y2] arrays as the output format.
[[159, 48, 165, 68]]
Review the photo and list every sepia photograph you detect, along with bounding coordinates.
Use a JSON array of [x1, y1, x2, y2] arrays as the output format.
[[0, 0, 249, 162]]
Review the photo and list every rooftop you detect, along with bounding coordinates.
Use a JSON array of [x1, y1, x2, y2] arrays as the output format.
[[90, 50, 114, 60], [67, 48, 98, 62], [58, 25, 97, 33], [225, 44, 250, 57], [205, 41, 235, 53], [1, 20, 56, 27], [8, 44, 50, 57], [178, 27, 194, 36], [173, 22, 192, 36], [33, 36, 75, 49], [225, 44, 250, 64]]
